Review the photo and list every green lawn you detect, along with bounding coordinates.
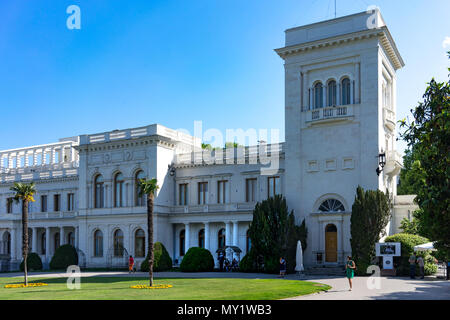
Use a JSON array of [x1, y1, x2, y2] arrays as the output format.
[[0, 276, 330, 300]]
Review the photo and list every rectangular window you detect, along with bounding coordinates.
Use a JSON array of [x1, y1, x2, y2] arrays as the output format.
[[217, 180, 228, 204], [6, 198, 13, 213], [198, 182, 208, 205], [67, 193, 74, 211], [54, 194, 61, 212], [246, 178, 257, 202], [41, 195, 47, 212], [179, 184, 188, 206], [268, 176, 280, 198]]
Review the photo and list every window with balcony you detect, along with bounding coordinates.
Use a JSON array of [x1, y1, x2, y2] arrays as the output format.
[[6, 198, 13, 214], [313, 82, 324, 109], [341, 78, 351, 105], [246, 178, 257, 202], [67, 193, 74, 211], [198, 182, 208, 205], [217, 180, 228, 204], [135, 170, 146, 206], [179, 183, 188, 206], [327, 80, 337, 106], [41, 195, 47, 212], [54, 194, 61, 212]]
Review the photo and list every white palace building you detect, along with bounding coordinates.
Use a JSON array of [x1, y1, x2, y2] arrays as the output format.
[[0, 10, 417, 271]]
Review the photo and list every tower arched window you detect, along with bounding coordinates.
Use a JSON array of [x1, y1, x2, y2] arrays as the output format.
[[94, 230, 103, 257], [327, 80, 337, 106], [135, 229, 145, 257], [94, 174, 104, 208], [314, 82, 324, 109], [135, 170, 146, 206], [318, 199, 345, 213], [179, 230, 185, 256], [113, 229, 124, 257], [341, 78, 351, 105], [114, 172, 124, 208], [218, 228, 226, 250], [198, 229, 205, 248]]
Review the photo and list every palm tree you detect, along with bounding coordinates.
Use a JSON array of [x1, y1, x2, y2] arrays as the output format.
[[10, 182, 36, 285], [137, 178, 159, 286]]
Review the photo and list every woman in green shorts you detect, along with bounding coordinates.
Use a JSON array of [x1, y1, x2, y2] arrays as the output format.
[[345, 256, 356, 291]]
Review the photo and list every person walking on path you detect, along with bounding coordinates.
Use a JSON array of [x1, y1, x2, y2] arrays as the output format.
[[345, 256, 356, 291], [279, 257, 287, 278], [128, 255, 135, 274], [408, 253, 417, 279], [417, 255, 425, 279]]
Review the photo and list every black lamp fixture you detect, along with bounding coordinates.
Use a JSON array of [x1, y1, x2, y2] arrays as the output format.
[[168, 164, 176, 177], [376, 151, 386, 176]]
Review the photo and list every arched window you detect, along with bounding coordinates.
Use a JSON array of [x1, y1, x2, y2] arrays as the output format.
[[54, 232, 60, 251], [198, 229, 205, 248], [41, 232, 46, 255], [327, 80, 337, 106], [314, 82, 323, 109], [218, 228, 225, 250], [179, 230, 185, 256], [246, 229, 251, 253], [135, 229, 145, 257], [325, 224, 337, 232], [2, 232, 11, 255], [318, 199, 345, 212], [67, 232, 75, 246], [113, 229, 124, 257], [94, 174, 104, 208], [341, 78, 351, 105], [114, 172, 124, 208], [94, 230, 103, 257], [135, 170, 146, 206]]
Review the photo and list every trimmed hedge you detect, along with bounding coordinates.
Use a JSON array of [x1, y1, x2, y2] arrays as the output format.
[[384, 233, 436, 276], [140, 242, 172, 272], [180, 247, 214, 272], [20, 252, 43, 271], [49, 244, 78, 270]]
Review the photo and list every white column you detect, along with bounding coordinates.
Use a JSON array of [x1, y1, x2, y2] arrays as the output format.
[[60, 227, 65, 246], [225, 222, 231, 246], [204, 222, 210, 251], [45, 227, 51, 260], [32, 227, 38, 253], [10, 228, 16, 260], [185, 223, 190, 254], [232, 221, 238, 246]]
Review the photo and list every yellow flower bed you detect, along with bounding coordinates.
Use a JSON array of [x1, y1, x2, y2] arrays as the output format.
[[5, 283, 48, 288], [130, 284, 173, 289]]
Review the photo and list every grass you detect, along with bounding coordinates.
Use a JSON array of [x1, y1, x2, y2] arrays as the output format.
[[0, 276, 331, 300]]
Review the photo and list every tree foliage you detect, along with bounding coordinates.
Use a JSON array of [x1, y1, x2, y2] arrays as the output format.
[[140, 242, 172, 272], [246, 195, 307, 273], [350, 186, 391, 275], [399, 54, 450, 260], [397, 147, 426, 195]]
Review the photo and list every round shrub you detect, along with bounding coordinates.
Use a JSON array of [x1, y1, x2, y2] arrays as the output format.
[[49, 244, 78, 270], [140, 242, 173, 272], [239, 250, 257, 273], [384, 233, 435, 276], [180, 247, 214, 272], [20, 253, 43, 271]]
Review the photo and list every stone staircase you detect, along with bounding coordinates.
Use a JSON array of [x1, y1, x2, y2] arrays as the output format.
[[305, 265, 345, 276]]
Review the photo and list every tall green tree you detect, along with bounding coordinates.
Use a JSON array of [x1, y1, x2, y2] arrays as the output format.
[[399, 54, 450, 260], [248, 195, 307, 273], [137, 178, 159, 286], [350, 186, 391, 275], [397, 146, 426, 195], [10, 182, 36, 285]]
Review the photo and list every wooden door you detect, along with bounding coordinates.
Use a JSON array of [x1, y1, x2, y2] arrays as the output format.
[[325, 231, 337, 262]]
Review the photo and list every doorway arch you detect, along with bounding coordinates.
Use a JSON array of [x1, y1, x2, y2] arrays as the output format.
[[325, 224, 337, 263]]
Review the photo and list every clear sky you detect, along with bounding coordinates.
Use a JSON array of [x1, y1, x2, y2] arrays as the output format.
[[0, 0, 449, 154]]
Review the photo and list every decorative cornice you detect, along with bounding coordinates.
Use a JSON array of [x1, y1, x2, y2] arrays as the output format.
[[275, 27, 404, 70]]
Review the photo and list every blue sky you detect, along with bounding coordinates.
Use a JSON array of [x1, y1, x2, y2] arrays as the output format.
[[0, 0, 449, 154]]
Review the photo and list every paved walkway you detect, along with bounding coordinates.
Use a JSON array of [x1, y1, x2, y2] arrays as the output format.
[[1, 271, 449, 300]]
